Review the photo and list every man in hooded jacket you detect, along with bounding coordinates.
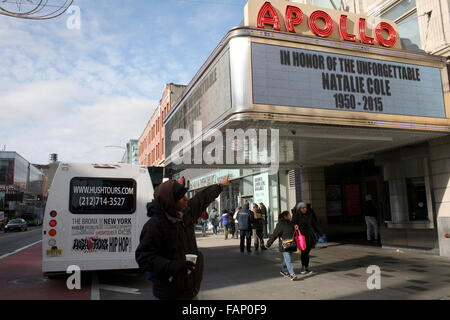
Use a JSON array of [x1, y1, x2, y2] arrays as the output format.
[[236, 202, 254, 253], [135, 175, 229, 300]]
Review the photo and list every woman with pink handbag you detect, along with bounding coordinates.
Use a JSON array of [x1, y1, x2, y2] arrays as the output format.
[[292, 202, 326, 275], [266, 211, 298, 281]]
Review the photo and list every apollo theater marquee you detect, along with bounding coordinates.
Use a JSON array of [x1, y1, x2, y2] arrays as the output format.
[[164, 0, 450, 255]]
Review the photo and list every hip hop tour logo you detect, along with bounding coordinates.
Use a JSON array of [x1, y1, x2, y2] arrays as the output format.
[[171, 121, 279, 174]]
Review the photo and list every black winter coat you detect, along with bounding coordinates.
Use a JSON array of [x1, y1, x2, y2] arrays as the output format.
[[251, 209, 264, 231], [292, 210, 324, 249], [135, 184, 222, 300], [363, 200, 377, 217], [237, 206, 253, 231], [266, 219, 296, 252]]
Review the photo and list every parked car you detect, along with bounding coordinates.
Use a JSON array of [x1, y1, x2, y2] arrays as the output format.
[[4, 218, 28, 232]]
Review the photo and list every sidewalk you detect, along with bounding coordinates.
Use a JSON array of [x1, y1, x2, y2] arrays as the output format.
[[195, 231, 450, 300]]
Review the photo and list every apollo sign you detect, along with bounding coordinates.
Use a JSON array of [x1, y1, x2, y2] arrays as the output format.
[[245, 0, 401, 49]]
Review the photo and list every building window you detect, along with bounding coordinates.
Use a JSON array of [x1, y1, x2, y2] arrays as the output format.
[[381, 0, 416, 21], [406, 177, 428, 221], [397, 11, 421, 49], [313, 0, 336, 10], [381, 0, 422, 49]]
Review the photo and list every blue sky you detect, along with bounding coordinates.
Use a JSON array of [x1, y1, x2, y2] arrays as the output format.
[[0, 0, 246, 164]]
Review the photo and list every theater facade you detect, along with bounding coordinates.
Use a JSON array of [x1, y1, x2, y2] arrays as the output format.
[[164, 0, 450, 256]]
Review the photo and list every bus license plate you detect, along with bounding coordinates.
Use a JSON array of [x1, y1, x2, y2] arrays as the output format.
[[46, 249, 62, 257]]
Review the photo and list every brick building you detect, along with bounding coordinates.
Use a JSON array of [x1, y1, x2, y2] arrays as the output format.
[[138, 83, 186, 167]]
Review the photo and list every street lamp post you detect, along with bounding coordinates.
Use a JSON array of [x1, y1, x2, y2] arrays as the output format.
[[0, 0, 75, 20]]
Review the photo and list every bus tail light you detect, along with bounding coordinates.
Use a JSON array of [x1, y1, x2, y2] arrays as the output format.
[[49, 229, 57, 237], [50, 210, 57, 217], [49, 220, 57, 227]]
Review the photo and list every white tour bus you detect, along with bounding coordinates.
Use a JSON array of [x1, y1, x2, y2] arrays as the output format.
[[42, 162, 169, 276]]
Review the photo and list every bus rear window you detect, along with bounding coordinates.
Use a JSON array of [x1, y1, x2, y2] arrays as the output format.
[[69, 178, 136, 214]]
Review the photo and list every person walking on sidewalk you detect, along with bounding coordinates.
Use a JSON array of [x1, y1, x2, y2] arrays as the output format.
[[219, 209, 232, 240], [266, 211, 298, 281], [259, 203, 268, 238], [228, 209, 236, 239], [307, 203, 326, 243], [209, 207, 219, 235], [252, 204, 267, 250], [135, 175, 229, 300], [292, 202, 325, 275], [236, 202, 254, 253], [200, 210, 209, 237], [233, 206, 241, 239], [363, 194, 379, 244]]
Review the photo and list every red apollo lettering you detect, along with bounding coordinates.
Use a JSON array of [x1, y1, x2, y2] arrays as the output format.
[[285, 5, 304, 33], [359, 18, 375, 45], [257, 1, 281, 31], [255, 2, 398, 48], [375, 22, 397, 47], [339, 15, 356, 42], [309, 10, 334, 38]]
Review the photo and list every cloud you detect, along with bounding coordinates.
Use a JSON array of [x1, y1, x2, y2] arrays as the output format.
[[0, 5, 163, 164], [0, 0, 246, 164], [0, 81, 88, 123], [59, 95, 157, 162], [1, 88, 157, 164]]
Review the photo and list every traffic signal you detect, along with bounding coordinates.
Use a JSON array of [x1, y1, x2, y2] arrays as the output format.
[[36, 194, 42, 201]]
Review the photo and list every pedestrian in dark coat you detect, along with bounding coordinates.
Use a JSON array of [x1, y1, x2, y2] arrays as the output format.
[[135, 175, 229, 300], [266, 211, 298, 280], [363, 194, 379, 243], [236, 202, 254, 253], [292, 202, 325, 275], [209, 207, 219, 235], [259, 203, 268, 238], [252, 204, 266, 250]]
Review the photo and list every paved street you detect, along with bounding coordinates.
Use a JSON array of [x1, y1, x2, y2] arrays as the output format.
[[0, 226, 43, 257], [1, 229, 450, 300], [0, 241, 92, 300]]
